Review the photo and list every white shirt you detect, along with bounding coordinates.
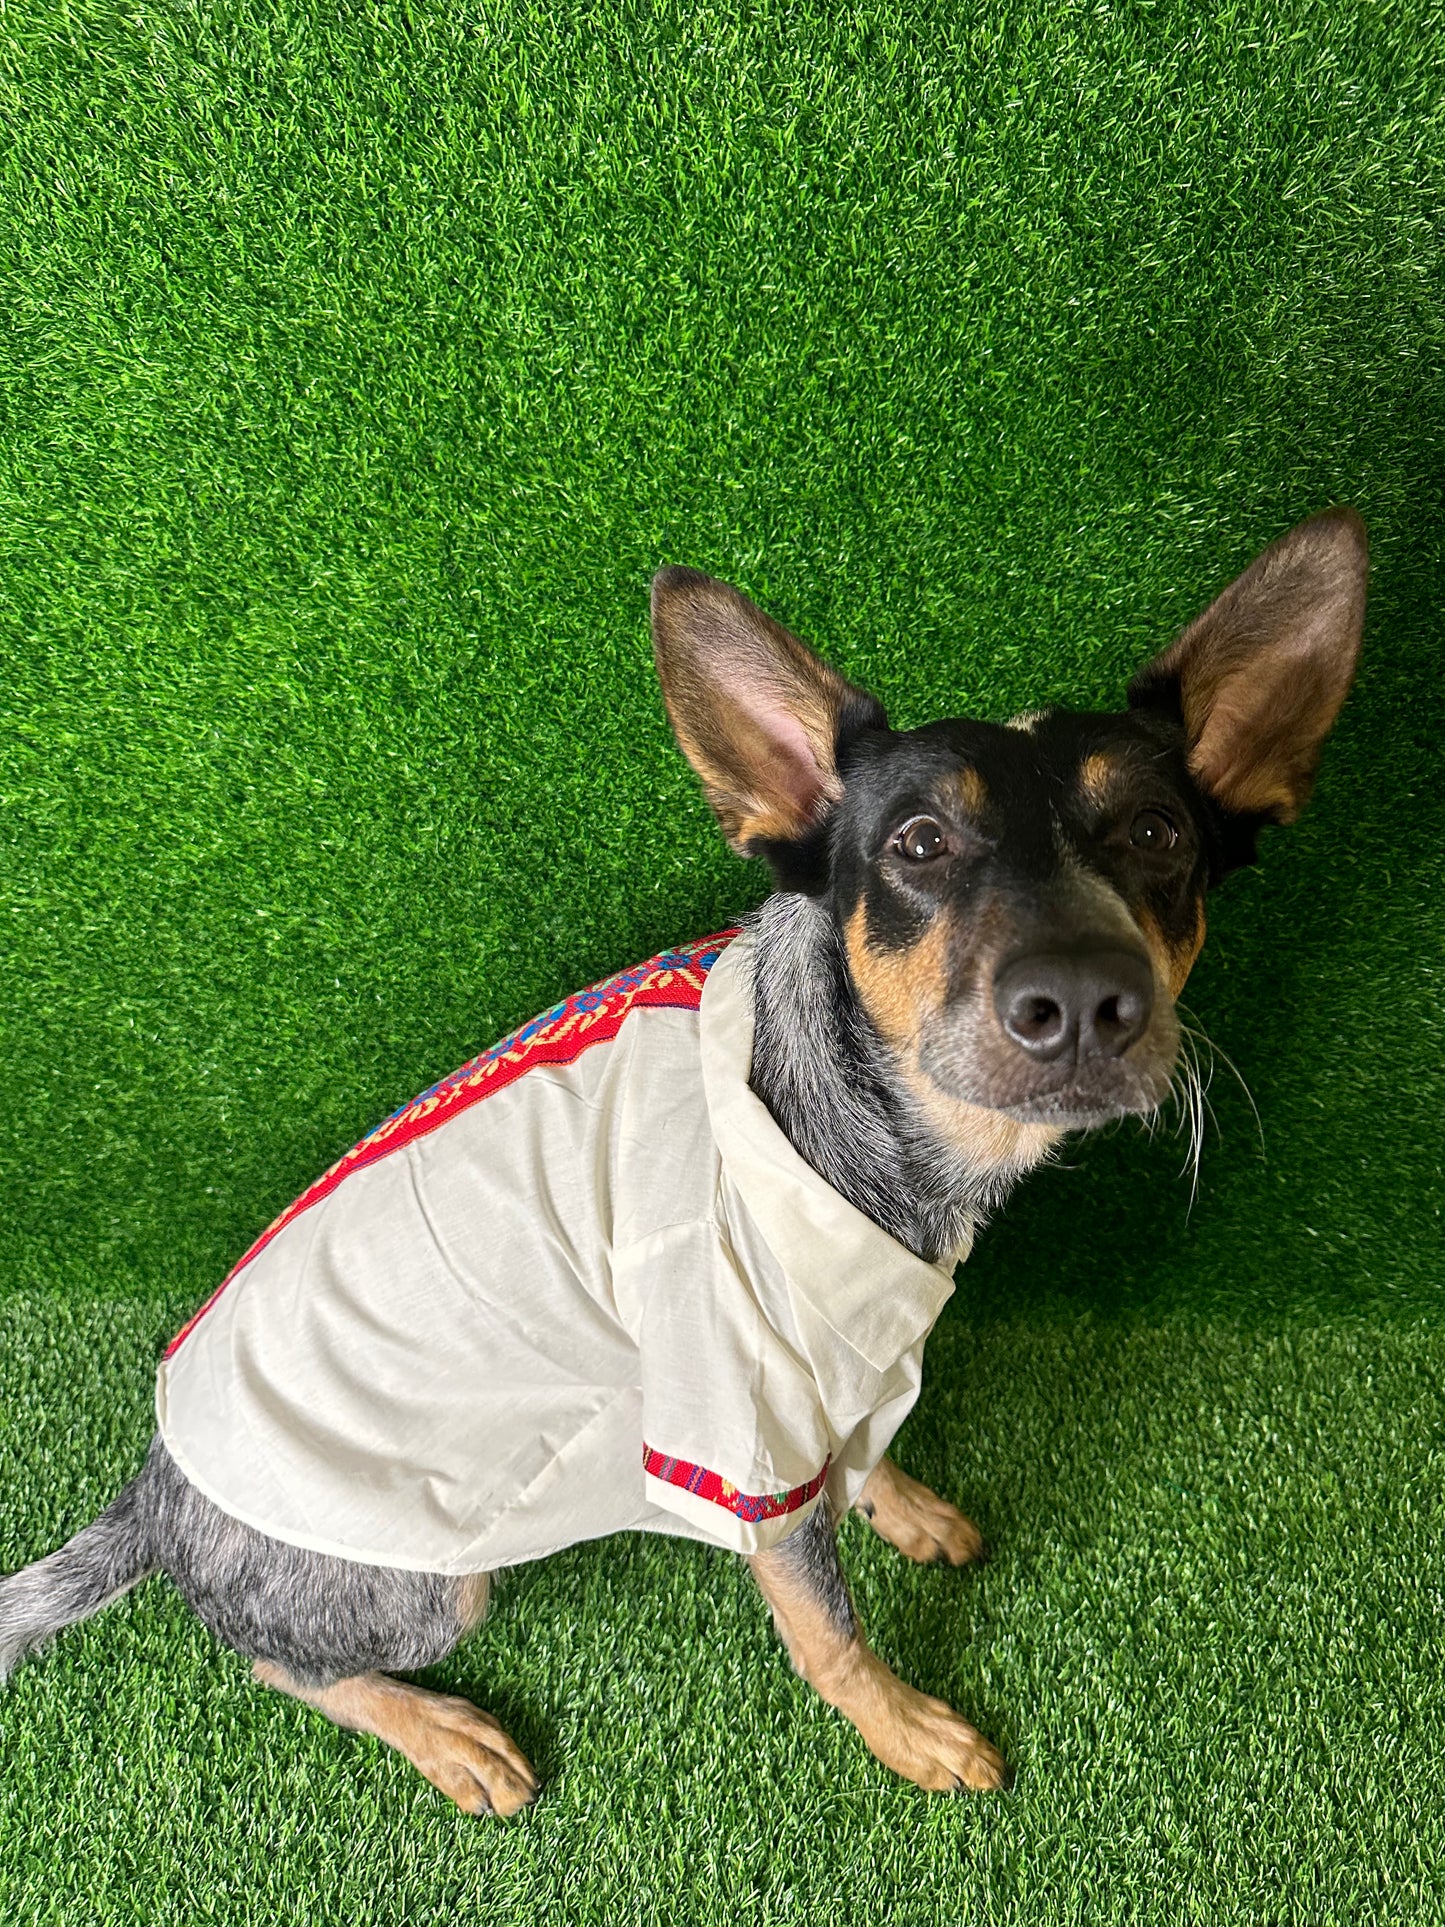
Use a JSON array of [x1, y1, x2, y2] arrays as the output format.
[[156, 929, 962, 1574]]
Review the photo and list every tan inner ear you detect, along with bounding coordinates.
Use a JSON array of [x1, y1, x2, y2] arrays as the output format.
[[669, 682, 844, 851], [1139, 508, 1367, 823], [652, 569, 875, 853], [1187, 643, 1347, 820]]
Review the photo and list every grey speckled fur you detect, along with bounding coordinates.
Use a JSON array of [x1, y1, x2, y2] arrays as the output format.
[[747, 890, 1047, 1263], [0, 1462, 158, 1680], [762, 1494, 859, 1640], [147, 1438, 477, 1684], [0, 892, 1028, 1686], [0, 1436, 476, 1686]]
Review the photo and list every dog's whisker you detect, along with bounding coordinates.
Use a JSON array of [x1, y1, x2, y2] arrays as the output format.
[[1177, 1004, 1266, 1161], [1183, 1029, 1221, 1145], [1163, 1032, 1207, 1208]]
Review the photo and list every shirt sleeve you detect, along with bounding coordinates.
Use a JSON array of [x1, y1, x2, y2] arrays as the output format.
[[624, 1218, 834, 1556]]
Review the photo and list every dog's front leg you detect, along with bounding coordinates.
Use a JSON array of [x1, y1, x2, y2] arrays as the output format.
[[853, 1455, 988, 1567], [747, 1503, 1010, 1792]]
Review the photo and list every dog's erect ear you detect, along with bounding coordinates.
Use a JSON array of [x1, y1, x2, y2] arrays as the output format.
[[1128, 508, 1368, 823], [651, 567, 886, 860]]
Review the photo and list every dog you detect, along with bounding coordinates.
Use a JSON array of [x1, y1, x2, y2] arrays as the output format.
[[0, 508, 1367, 1813]]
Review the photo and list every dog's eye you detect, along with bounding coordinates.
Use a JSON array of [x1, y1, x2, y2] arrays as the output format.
[[1129, 809, 1178, 851], [896, 816, 947, 862]]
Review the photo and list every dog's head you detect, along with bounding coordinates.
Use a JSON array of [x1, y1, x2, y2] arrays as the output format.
[[652, 510, 1366, 1135]]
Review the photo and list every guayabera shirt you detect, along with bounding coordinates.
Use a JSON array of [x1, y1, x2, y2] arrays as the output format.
[[156, 927, 962, 1574]]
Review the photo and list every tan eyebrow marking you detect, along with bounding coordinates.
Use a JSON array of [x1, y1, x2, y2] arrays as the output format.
[[1078, 752, 1120, 808], [944, 766, 988, 816]]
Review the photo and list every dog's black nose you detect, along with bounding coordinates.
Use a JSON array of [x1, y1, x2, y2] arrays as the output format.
[[993, 948, 1155, 1062]]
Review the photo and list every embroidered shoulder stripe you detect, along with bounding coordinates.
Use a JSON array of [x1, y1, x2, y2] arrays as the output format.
[[165, 930, 739, 1359], [642, 1445, 831, 1526]]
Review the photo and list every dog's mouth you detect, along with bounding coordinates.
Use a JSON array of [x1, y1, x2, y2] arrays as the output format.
[[991, 1085, 1161, 1126], [916, 1009, 1179, 1129]]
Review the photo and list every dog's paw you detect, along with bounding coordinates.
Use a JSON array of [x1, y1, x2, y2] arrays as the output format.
[[411, 1695, 540, 1818], [856, 1673, 1012, 1793], [856, 1462, 988, 1567]]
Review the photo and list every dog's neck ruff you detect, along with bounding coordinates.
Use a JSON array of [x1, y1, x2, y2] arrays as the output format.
[[748, 893, 1041, 1264], [156, 930, 958, 1575]]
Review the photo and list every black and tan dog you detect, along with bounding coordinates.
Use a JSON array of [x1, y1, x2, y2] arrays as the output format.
[[0, 509, 1366, 1811]]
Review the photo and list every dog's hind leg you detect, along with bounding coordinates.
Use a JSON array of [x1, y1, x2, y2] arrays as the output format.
[[252, 1655, 538, 1817], [142, 1438, 537, 1814], [749, 1501, 1009, 1792], [853, 1456, 989, 1568]]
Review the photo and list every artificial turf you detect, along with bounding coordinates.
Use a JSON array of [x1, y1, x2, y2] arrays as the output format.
[[1, 2, 1442, 1920]]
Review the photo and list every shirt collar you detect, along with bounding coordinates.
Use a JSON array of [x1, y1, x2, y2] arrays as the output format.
[[699, 927, 959, 1374]]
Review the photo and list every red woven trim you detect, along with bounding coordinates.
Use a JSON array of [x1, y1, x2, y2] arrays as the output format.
[[165, 930, 740, 1359], [642, 1444, 831, 1525]]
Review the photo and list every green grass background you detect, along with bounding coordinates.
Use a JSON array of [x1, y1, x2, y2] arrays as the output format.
[[1, 2, 1443, 1920]]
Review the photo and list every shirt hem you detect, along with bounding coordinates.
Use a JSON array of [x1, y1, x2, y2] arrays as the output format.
[[155, 1373, 497, 1577]]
